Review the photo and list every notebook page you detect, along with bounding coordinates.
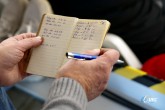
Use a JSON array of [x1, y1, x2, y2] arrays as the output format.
[[26, 14, 78, 77], [62, 19, 110, 63]]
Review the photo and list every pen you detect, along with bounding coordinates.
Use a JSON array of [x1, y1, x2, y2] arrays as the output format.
[[66, 52, 124, 64]]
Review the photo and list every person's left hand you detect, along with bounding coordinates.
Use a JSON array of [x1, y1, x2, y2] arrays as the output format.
[[0, 33, 43, 86]]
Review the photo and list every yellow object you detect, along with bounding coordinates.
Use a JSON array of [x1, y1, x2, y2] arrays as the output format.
[[115, 66, 147, 79], [151, 82, 165, 94]]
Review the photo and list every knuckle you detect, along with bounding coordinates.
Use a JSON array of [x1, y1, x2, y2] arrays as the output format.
[[21, 33, 27, 39], [27, 38, 35, 45], [104, 49, 120, 62]]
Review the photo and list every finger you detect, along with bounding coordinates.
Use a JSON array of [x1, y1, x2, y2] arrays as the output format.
[[14, 33, 36, 41], [82, 49, 100, 56], [19, 50, 31, 73], [96, 49, 120, 66], [99, 48, 109, 55], [18, 36, 43, 51]]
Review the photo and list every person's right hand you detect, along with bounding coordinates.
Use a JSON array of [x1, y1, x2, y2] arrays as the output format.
[[56, 48, 119, 101]]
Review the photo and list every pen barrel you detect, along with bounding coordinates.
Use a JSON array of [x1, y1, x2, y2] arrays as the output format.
[[72, 53, 97, 60], [66, 52, 124, 65]]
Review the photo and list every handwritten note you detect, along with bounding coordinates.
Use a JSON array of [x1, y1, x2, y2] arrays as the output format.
[[68, 19, 109, 53]]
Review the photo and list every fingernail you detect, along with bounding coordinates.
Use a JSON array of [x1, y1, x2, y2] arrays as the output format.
[[36, 36, 43, 41], [93, 49, 100, 52]]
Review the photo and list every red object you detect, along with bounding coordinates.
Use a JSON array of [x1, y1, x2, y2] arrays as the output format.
[[142, 54, 165, 80]]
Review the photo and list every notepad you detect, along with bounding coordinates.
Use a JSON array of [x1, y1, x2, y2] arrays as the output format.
[[26, 13, 110, 77]]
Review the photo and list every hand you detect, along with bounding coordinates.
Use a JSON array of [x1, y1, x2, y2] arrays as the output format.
[[0, 33, 43, 86], [56, 48, 119, 101]]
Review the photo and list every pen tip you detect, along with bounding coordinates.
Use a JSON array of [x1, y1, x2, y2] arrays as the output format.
[[66, 52, 68, 57], [118, 60, 124, 64]]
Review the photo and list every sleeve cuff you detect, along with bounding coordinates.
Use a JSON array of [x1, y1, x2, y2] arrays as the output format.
[[43, 77, 87, 110]]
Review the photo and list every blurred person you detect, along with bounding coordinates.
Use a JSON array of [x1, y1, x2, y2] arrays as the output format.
[[48, 0, 165, 80], [0, 0, 53, 42], [0, 0, 28, 43], [0, 33, 119, 110]]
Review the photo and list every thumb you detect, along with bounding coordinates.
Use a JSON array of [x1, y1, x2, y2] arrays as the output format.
[[82, 49, 100, 56], [18, 36, 43, 51], [96, 49, 120, 66]]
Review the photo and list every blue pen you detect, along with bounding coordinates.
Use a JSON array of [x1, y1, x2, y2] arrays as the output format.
[[66, 52, 124, 64]]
